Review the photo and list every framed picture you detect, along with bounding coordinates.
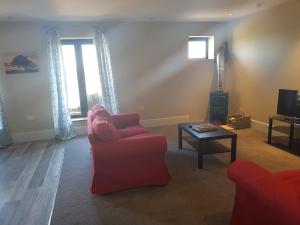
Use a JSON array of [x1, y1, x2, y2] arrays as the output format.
[[3, 52, 39, 74]]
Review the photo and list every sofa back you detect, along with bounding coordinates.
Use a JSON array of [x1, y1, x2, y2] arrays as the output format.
[[87, 105, 121, 144], [87, 111, 97, 144]]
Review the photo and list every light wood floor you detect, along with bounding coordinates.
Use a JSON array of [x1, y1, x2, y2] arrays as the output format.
[[0, 140, 64, 225]]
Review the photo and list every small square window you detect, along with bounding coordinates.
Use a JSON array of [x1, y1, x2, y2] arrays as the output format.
[[188, 37, 209, 59]]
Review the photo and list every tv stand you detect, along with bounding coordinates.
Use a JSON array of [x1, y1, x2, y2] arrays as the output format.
[[268, 116, 300, 149]]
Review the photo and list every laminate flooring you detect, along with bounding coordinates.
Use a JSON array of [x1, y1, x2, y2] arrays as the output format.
[[0, 140, 64, 225]]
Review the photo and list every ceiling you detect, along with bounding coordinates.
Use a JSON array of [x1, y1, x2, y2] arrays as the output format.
[[0, 0, 292, 21]]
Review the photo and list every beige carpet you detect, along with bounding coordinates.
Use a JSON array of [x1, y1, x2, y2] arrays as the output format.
[[51, 127, 300, 225]]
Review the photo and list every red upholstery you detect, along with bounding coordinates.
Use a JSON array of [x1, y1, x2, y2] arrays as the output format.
[[87, 106, 170, 195], [112, 113, 140, 128], [90, 105, 113, 122], [92, 116, 120, 142], [118, 125, 148, 138], [228, 160, 300, 225]]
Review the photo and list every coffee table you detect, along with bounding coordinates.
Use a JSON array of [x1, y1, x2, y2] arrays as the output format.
[[178, 122, 237, 169]]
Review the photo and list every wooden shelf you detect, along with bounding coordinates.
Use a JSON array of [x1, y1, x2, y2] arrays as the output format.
[[268, 115, 300, 150], [270, 115, 300, 124], [273, 126, 300, 138], [183, 136, 231, 155]]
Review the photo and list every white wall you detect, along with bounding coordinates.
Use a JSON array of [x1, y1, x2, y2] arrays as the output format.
[[0, 23, 53, 134], [229, 1, 300, 124], [0, 21, 232, 141]]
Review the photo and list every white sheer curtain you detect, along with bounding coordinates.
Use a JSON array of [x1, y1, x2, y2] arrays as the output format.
[[94, 29, 119, 114], [46, 27, 74, 140], [0, 95, 12, 148]]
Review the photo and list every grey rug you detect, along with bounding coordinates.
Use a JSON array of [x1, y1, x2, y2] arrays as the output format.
[[50, 127, 300, 225]]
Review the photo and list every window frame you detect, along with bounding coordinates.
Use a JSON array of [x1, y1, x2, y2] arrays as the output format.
[[188, 36, 209, 60], [61, 39, 95, 118]]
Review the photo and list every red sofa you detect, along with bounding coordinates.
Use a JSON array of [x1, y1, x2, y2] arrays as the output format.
[[228, 160, 300, 225], [87, 105, 170, 195]]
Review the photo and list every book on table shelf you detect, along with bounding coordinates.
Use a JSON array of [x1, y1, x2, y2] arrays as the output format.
[[191, 124, 218, 133]]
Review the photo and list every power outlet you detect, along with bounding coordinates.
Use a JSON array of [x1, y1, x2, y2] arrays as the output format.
[[26, 115, 36, 121]]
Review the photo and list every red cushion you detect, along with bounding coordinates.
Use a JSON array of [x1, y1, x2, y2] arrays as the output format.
[[91, 104, 102, 110], [92, 116, 120, 142], [90, 105, 112, 122], [118, 125, 148, 138]]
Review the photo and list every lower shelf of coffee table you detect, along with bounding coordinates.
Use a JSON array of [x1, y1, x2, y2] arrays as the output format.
[[182, 136, 231, 154]]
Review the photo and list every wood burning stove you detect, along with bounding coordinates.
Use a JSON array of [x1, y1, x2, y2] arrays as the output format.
[[210, 91, 229, 124]]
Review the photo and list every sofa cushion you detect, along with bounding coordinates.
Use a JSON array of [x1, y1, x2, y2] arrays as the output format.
[[91, 104, 102, 110], [118, 125, 148, 138], [92, 116, 120, 142], [90, 105, 112, 122]]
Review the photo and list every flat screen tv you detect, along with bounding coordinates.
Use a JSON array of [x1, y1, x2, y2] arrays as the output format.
[[277, 89, 298, 117]]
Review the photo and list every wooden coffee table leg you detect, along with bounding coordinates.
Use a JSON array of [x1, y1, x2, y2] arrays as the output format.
[[231, 135, 237, 162], [289, 123, 294, 149], [197, 141, 204, 169], [178, 125, 182, 149], [198, 151, 203, 169]]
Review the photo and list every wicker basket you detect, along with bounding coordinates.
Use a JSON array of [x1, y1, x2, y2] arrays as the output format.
[[228, 115, 251, 129]]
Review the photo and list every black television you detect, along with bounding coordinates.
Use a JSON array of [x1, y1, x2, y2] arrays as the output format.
[[277, 89, 299, 118]]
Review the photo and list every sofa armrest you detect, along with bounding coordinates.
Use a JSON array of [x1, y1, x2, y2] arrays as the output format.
[[87, 111, 97, 144], [91, 134, 167, 159], [111, 113, 140, 128], [228, 160, 300, 224], [275, 169, 300, 180], [228, 160, 272, 186]]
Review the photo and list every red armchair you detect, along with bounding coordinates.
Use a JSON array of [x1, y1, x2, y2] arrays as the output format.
[[228, 160, 300, 225], [87, 105, 170, 195]]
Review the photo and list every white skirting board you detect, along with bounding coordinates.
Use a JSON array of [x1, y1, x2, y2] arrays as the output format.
[[11, 126, 88, 143], [11, 115, 190, 143], [251, 119, 269, 134], [12, 129, 54, 143], [141, 115, 190, 128], [12, 117, 277, 143], [251, 119, 285, 136]]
